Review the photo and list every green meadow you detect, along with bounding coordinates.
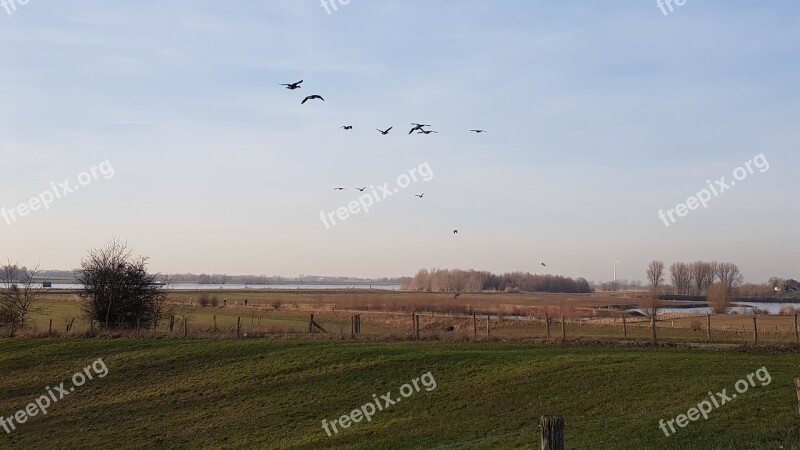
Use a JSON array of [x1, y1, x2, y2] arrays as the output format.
[[1, 339, 798, 449]]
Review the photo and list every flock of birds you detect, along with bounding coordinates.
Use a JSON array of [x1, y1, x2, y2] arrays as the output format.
[[281, 79, 491, 238]]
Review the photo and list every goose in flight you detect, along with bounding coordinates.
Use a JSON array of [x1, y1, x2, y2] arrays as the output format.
[[469, 129, 487, 133], [334, 187, 347, 191], [301, 95, 324, 104], [356, 187, 367, 192], [541, 262, 546, 267], [414, 194, 424, 198], [377, 127, 393, 135], [340, 125, 353, 130], [280, 80, 303, 90], [409, 123, 431, 134], [453, 229, 458, 234], [417, 130, 438, 135]]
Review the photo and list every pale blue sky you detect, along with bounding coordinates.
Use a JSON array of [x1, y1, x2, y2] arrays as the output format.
[[2, 1, 799, 282]]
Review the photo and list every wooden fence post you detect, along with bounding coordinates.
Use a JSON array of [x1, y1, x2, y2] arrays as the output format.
[[795, 314, 799, 345], [90, 320, 95, 336], [237, 317, 241, 337], [486, 315, 490, 337], [213, 315, 217, 332], [753, 316, 758, 345], [309, 314, 314, 333], [169, 315, 175, 333], [545, 314, 550, 338], [136, 317, 140, 336], [473, 312, 477, 337], [48, 319, 53, 337], [416, 314, 420, 340], [540, 416, 565, 450], [651, 316, 657, 344], [183, 317, 187, 337], [707, 313, 711, 341], [795, 378, 800, 416], [561, 316, 566, 341], [411, 312, 415, 335], [622, 315, 627, 338]]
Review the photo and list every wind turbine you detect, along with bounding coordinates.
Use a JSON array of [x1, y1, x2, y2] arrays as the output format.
[[611, 257, 619, 287]]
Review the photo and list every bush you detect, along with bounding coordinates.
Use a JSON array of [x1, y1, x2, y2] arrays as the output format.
[[76, 239, 168, 329], [198, 294, 211, 307], [707, 283, 731, 314]]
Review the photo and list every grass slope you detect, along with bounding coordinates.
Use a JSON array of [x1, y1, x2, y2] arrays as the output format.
[[0, 339, 798, 449]]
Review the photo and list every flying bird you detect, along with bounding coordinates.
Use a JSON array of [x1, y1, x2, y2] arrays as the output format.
[[417, 130, 438, 135], [301, 95, 324, 104], [541, 262, 546, 267], [334, 187, 347, 191], [377, 127, 392, 135], [469, 129, 487, 133], [340, 125, 353, 130], [409, 123, 431, 134], [453, 229, 458, 234], [414, 193, 424, 198], [356, 187, 367, 192], [280, 80, 303, 90]]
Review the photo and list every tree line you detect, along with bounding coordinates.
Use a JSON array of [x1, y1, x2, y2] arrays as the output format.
[[644, 260, 800, 313], [404, 268, 592, 293]]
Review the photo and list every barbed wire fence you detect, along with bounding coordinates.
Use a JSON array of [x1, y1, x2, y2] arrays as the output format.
[[9, 308, 800, 347]]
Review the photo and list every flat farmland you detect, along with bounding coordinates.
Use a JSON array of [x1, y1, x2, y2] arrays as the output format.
[[19, 290, 800, 346]]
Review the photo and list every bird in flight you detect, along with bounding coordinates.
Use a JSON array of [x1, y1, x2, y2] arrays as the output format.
[[541, 262, 547, 267], [417, 130, 439, 135], [453, 229, 458, 234], [334, 187, 347, 191], [301, 95, 324, 104], [377, 127, 393, 135], [409, 123, 431, 134], [469, 129, 487, 134], [356, 187, 367, 192], [280, 80, 303, 90], [340, 125, 353, 130], [414, 193, 424, 198]]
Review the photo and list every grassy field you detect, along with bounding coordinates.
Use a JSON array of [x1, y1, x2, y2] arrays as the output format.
[[0, 339, 798, 449], [20, 290, 800, 346]]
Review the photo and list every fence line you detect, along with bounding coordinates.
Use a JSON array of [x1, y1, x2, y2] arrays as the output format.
[[6, 311, 800, 346]]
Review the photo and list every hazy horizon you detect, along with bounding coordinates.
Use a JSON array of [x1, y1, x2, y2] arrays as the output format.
[[3, 1, 799, 284]]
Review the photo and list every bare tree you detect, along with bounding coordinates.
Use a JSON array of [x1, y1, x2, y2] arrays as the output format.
[[644, 260, 666, 318], [0, 263, 47, 335], [647, 261, 665, 290], [715, 262, 743, 288], [669, 262, 693, 295], [690, 261, 715, 295]]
